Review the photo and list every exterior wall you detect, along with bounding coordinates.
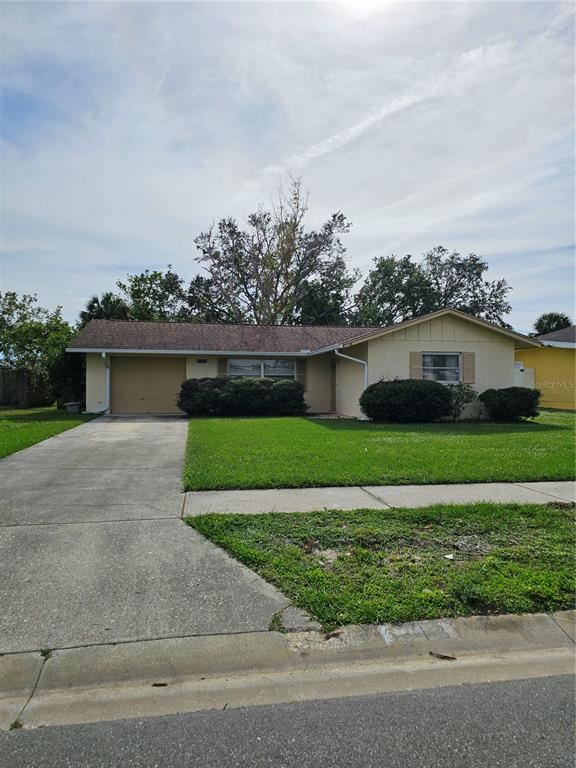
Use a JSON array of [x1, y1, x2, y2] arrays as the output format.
[[335, 342, 368, 418], [305, 353, 332, 413], [367, 315, 516, 393], [185, 355, 218, 379], [184, 353, 332, 413], [515, 347, 575, 409], [86, 353, 107, 413]]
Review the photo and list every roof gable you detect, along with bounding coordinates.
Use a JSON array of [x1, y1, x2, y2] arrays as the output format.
[[338, 309, 541, 350]]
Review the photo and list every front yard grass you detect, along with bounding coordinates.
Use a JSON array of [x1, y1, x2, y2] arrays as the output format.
[[0, 406, 94, 459], [187, 502, 575, 630], [183, 409, 575, 490]]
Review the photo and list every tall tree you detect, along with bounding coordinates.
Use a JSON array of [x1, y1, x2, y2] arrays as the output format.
[[533, 312, 572, 336], [116, 267, 187, 321], [354, 255, 432, 326], [354, 246, 511, 327], [183, 275, 238, 324], [0, 291, 73, 390], [194, 179, 352, 325], [79, 292, 130, 326], [294, 254, 359, 326]]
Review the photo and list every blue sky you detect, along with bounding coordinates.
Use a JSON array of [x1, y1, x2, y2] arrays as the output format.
[[0, 0, 574, 333]]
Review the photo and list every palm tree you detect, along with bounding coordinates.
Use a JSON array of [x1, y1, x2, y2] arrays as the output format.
[[79, 292, 130, 326], [533, 312, 572, 336]]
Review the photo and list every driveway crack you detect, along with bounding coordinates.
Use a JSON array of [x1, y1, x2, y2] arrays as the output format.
[[10, 653, 48, 729]]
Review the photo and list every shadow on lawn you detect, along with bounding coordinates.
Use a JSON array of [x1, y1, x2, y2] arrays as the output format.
[[307, 417, 570, 435], [0, 408, 77, 424]]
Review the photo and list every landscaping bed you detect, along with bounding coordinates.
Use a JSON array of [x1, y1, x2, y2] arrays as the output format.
[[183, 409, 575, 490], [0, 406, 94, 459], [187, 502, 575, 630]]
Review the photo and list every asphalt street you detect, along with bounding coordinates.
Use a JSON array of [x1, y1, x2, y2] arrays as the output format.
[[2, 675, 574, 768]]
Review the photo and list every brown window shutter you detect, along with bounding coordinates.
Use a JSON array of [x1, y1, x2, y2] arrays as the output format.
[[295, 359, 307, 391], [462, 352, 475, 384], [409, 352, 422, 379], [217, 358, 228, 377]]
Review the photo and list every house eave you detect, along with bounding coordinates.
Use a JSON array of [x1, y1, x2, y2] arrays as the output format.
[[539, 341, 576, 349], [65, 347, 312, 357]]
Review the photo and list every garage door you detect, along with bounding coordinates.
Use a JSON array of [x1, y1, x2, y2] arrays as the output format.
[[110, 357, 186, 414]]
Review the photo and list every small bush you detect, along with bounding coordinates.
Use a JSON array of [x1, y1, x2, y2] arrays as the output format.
[[177, 377, 229, 416], [446, 382, 477, 422], [360, 379, 452, 423], [268, 379, 307, 416], [177, 376, 306, 417], [219, 378, 274, 416], [479, 387, 540, 421]]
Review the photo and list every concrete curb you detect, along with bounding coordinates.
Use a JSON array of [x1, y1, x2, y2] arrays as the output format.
[[184, 480, 576, 515], [2, 610, 573, 730]]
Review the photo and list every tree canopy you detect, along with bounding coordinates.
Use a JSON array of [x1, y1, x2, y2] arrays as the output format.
[[0, 291, 73, 390], [79, 292, 130, 326], [354, 247, 511, 327], [72, 183, 513, 330], [193, 179, 356, 325], [533, 312, 572, 336]]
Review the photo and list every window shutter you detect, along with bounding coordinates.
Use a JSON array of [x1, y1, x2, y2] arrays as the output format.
[[295, 359, 307, 391], [217, 358, 228, 377], [409, 352, 422, 379], [462, 352, 475, 384]]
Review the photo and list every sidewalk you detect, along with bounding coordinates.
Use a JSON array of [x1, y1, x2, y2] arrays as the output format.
[[2, 610, 574, 730], [184, 480, 576, 515]]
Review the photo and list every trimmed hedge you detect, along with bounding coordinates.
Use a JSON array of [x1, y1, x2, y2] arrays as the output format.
[[360, 379, 452, 423], [479, 387, 540, 421], [177, 377, 307, 417]]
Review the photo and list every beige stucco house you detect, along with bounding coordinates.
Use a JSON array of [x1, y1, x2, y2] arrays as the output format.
[[67, 308, 541, 417]]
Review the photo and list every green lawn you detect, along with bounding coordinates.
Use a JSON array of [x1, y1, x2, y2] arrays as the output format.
[[0, 406, 94, 459], [187, 502, 575, 630], [183, 409, 575, 490]]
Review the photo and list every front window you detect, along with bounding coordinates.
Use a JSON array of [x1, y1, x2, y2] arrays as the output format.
[[422, 353, 460, 383], [228, 359, 262, 377], [228, 359, 295, 379], [263, 359, 295, 379]]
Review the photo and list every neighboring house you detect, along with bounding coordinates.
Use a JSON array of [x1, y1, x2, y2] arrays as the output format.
[[515, 325, 575, 410], [66, 308, 541, 417]]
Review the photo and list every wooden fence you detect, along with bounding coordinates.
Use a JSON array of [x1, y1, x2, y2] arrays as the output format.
[[0, 368, 53, 408]]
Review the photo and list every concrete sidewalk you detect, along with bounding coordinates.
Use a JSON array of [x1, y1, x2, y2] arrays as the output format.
[[184, 480, 576, 515], [2, 610, 574, 730]]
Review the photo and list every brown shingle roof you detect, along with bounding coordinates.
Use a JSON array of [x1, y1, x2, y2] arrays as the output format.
[[537, 325, 576, 343], [68, 320, 383, 354]]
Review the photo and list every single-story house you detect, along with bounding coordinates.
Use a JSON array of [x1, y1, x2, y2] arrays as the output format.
[[66, 308, 541, 417], [515, 325, 575, 410]]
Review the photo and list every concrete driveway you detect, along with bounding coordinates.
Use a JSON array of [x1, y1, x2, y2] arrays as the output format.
[[0, 417, 287, 653]]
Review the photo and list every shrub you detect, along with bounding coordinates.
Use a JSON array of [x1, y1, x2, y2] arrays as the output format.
[[360, 379, 452, 423], [268, 379, 307, 416], [177, 376, 307, 417], [479, 387, 540, 421], [219, 378, 274, 416], [177, 377, 229, 417], [446, 382, 477, 422]]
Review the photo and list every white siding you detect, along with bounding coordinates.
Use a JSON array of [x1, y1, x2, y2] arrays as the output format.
[[366, 316, 516, 394], [335, 342, 368, 418], [85, 353, 106, 413]]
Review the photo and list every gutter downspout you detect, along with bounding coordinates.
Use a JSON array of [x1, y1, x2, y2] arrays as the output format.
[[334, 348, 369, 390]]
